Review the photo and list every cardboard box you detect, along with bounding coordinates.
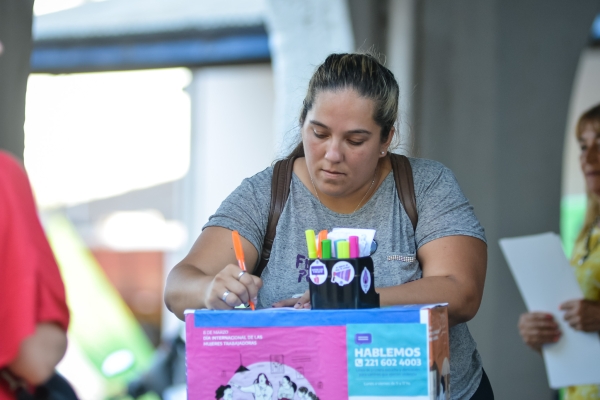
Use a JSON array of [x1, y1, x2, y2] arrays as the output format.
[[185, 304, 450, 399]]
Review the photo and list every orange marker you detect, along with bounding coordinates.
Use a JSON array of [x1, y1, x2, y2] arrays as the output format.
[[317, 230, 328, 258], [232, 230, 255, 310]]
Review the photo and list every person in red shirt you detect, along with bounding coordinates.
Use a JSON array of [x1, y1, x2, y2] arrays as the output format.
[[0, 150, 70, 399]]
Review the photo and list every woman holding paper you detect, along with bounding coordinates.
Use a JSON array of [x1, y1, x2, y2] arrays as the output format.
[[165, 52, 490, 399], [518, 104, 600, 399]]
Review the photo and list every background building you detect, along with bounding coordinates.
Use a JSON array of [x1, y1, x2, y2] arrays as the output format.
[[2, 0, 600, 399]]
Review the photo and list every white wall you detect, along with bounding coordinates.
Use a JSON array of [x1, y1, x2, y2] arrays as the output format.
[[189, 64, 276, 233], [163, 63, 275, 337], [264, 0, 354, 156]]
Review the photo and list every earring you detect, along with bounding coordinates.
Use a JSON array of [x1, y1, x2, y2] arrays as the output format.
[[381, 151, 386, 155]]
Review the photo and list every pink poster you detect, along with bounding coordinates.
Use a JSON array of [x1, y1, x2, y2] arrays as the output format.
[[186, 324, 348, 399]]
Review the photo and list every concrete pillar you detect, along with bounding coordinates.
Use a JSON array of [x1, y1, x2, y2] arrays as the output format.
[[0, 0, 34, 158], [348, 0, 388, 53], [264, 0, 354, 157], [385, 0, 416, 155], [347, 0, 417, 155], [413, 1, 600, 398]]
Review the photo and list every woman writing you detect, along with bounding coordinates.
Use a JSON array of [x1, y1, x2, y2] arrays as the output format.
[[165, 53, 491, 399], [214, 384, 233, 400], [518, 104, 600, 399]]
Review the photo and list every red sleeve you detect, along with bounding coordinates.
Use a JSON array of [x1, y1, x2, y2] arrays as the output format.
[[0, 151, 69, 368]]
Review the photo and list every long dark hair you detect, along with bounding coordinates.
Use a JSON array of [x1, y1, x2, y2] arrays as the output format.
[[286, 52, 400, 159], [215, 384, 231, 399], [297, 386, 318, 399], [253, 372, 272, 386], [282, 375, 297, 392]]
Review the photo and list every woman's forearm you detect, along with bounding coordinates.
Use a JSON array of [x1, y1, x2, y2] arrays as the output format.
[[377, 275, 482, 327], [164, 263, 214, 320], [8, 323, 67, 385]]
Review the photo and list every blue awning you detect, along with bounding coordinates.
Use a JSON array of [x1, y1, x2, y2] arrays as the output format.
[[592, 13, 600, 42], [31, 0, 270, 72], [31, 32, 270, 72]]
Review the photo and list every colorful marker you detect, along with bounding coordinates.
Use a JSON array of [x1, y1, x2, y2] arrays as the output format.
[[232, 230, 255, 311], [317, 230, 328, 258], [321, 239, 332, 259], [333, 239, 343, 258], [337, 240, 350, 259], [305, 230, 317, 259], [349, 236, 359, 258]]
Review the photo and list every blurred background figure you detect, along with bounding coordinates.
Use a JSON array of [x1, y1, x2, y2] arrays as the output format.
[[126, 331, 186, 400], [2, 0, 600, 399], [0, 150, 75, 399], [518, 104, 600, 400]]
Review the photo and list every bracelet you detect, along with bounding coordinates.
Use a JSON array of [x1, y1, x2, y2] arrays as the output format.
[[0, 369, 27, 392]]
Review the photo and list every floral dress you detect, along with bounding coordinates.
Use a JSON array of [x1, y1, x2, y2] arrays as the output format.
[[562, 227, 600, 400]]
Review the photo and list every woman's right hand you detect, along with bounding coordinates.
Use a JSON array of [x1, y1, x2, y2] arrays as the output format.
[[165, 227, 261, 318], [518, 312, 561, 352], [204, 263, 262, 310]]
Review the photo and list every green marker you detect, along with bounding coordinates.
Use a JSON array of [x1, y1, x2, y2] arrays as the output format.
[[305, 230, 317, 259], [321, 239, 332, 259], [337, 240, 350, 259]]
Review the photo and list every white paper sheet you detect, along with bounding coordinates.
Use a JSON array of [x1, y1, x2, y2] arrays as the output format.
[[499, 232, 600, 389]]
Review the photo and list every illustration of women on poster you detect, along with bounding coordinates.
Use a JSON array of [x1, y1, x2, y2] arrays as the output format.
[[277, 375, 297, 399], [297, 386, 319, 400], [215, 384, 233, 400], [233, 373, 274, 399]]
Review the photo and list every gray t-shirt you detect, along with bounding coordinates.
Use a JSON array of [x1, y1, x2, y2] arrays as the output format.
[[204, 157, 487, 399]]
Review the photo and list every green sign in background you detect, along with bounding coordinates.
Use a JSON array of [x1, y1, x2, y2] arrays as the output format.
[[47, 214, 155, 398], [560, 194, 586, 258]]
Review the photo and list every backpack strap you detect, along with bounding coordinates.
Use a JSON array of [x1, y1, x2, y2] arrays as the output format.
[[253, 156, 296, 277], [389, 153, 418, 231], [254, 154, 417, 277]]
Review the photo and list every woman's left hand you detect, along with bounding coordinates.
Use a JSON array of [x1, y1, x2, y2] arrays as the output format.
[[559, 299, 600, 332], [272, 290, 310, 309]]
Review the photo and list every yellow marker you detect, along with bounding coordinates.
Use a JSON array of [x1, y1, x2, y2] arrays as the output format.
[[337, 240, 350, 259], [305, 230, 317, 259]]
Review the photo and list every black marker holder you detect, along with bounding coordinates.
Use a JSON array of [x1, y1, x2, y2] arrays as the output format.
[[308, 256, 380, 309]]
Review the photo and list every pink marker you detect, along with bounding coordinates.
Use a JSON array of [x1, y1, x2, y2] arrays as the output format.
[[349, 236, 359, 258]]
